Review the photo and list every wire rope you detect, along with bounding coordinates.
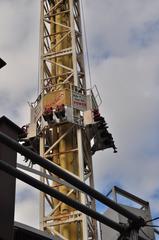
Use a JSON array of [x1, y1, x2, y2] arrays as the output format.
[[145, 225, 159, 228], [37, 7, 41, 96], [146, 217, 159, 223], [81, 0, 93, 89], [140, 229, 153, 240]]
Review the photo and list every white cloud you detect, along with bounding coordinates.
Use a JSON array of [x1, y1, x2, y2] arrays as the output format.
[[0, 0, 159, 232], [0, 0, 40, 228], [0, 0, 40, 121], [0, 0, 40, 51], [83, 0, 159, 58], [89, 5, 159, 217], [15, 179, 39, 227]]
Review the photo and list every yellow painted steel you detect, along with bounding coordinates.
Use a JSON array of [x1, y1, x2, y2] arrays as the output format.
[[55, 2, 70, 238], [49, 1, 80, 239], [52, 127, 60, 234], [50, 1, 60, 235], [59, 127, 69, 238], [43, 89, 71, 109], [56, 1, 64, 85], [67, 130, 78, 240], [38, 0, 90, 238]]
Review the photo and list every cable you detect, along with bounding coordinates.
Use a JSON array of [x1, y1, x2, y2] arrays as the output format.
[[146, 217, 159, 223], [81, 0, 93, 89], [140, 229, 153, 240], [154, 228, 159, 235], [145, 225, 159, 228], [37, 9, 41, 95]]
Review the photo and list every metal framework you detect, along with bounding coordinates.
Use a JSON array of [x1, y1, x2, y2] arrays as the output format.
[[100, 186, 155, 240], [16, 0, 112, 238], [36, 0, 96, 239], [0, 129, 150, 240]]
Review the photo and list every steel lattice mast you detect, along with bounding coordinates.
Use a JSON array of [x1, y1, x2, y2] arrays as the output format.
[[38, 0, 97, 239], [22, 0, 117, 239]]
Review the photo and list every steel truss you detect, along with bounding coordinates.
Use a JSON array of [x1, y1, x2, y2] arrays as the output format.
[[40, 0, 86, 92], [38, 124, 97, 239], [38, 0, 97, 239]]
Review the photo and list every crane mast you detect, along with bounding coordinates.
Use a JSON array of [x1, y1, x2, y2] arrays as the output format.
[[38, 0, 96, 239], [21, 0, 116, 239]]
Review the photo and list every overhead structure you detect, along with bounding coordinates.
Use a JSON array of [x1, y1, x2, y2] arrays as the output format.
[[100, 186, 155, 240], [19, 0, 117, 239]]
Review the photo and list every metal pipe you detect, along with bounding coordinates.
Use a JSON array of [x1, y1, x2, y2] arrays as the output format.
[[0, 159, 125, 233], [0, 131, 145, 225], [154, 228, 159, 235]]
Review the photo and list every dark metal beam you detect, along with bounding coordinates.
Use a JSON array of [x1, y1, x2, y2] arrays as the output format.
[[0, 58, 6, 69], [0, 159, 125, 233], [0, 117, 22, 240], [113, 186, 149, 207], [154, 228, 159, 235], [0, 131, 145, 226]]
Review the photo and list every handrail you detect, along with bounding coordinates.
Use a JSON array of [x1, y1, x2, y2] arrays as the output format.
[[0, 159, 124, 233], [0, 131, 145, 227]]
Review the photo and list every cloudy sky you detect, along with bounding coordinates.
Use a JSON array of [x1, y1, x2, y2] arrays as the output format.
[[0, 0, 159, 236]]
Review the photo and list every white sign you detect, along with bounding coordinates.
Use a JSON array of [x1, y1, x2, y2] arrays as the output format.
[[72, 92, 87, 111]]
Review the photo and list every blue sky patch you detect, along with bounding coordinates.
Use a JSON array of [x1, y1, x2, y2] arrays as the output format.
[[130, 19, 159, 48]]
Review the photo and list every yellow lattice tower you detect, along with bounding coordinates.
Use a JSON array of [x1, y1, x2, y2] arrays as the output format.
[[29, 0, 97, 239]]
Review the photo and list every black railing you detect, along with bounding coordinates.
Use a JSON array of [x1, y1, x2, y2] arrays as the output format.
[[0, 131, 147, 237]]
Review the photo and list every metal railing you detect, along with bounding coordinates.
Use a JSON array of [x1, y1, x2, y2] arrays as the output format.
[[0, 131, 148, 239]]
